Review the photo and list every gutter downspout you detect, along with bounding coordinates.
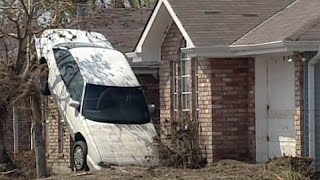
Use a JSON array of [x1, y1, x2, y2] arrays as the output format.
[[307, 47, 320, 159]]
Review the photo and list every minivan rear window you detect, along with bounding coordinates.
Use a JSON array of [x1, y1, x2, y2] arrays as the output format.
[[82, 84, 150, 124]]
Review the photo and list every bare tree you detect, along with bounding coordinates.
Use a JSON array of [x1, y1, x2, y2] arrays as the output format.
[[0, 0, 77, 178]]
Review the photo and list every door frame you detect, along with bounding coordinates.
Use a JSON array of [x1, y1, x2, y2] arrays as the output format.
[[307, 55, 320, 158]]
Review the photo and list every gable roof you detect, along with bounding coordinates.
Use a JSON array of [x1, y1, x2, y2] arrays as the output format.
[[83, 8, 152, 53], [233, 0, 320, 46], [168, 0, 295, 47]]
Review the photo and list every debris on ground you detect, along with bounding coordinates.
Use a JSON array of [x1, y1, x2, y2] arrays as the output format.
[[50, 157, 315, 180], [0, 151, 36, 180], [0, 156, 316, 180]]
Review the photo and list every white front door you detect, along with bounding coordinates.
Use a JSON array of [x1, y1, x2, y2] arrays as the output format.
[[256, 56, 296, 162], [267, 58, 296, 159]]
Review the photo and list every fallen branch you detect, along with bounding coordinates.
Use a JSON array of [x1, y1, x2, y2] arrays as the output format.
[[0, 169, 18, 175], [73, 172, 91, 177]]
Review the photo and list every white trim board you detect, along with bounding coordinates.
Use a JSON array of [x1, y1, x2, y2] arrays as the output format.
[[162, 0, 194, 48], [135, 0, 194, 53], [181, 41, 320, 58]]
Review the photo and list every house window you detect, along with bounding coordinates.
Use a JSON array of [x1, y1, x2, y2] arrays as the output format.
[[181, 53, 191, 113], [170, 39, 198, 122]]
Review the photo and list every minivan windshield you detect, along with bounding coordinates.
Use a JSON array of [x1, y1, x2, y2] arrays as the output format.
[[82, 84, 150, 124]]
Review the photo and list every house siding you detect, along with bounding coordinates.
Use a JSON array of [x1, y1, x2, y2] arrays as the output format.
[[209, 58, 255, 161]]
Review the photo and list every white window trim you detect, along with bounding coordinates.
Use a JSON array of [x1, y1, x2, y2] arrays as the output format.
[[181, 56, 192, 111], [195, 59, 199, 121], [172, 62, 179, 117]]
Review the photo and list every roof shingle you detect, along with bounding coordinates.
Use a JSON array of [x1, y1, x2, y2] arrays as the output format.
[[233, 0, 320, 46], [168, 0, 295, 47]]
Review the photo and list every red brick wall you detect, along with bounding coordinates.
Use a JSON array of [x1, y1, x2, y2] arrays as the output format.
[[160, 22, 183, 138], [17, 108, 32, 151], [46, 96, 72, 168], [3, 107, 32, 156], [4, 109, 13, 155], [160, 22, 256, 162], [136, 74, 160, 130], [209, 58, 255, 161]]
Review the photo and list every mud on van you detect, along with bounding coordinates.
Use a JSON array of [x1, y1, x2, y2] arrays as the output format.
[[35, 29, 159, 171]]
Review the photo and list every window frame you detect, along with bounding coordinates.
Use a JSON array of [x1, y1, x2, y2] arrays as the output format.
[[172, 61, 179, 120], [181, 54, 192, 112]]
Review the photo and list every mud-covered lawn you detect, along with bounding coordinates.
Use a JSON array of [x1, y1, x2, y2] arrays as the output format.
[[0, 157, 316, 180], [52, 160, 269, 180], [50, 158, 314, 180]]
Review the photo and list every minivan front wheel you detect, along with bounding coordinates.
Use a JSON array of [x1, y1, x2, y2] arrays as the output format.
[[73, 141, 88, 171]]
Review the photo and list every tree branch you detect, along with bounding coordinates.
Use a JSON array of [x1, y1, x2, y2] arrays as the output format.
[[0, 6, 19, 10], [19, 0, 30, 16], [0, 28, 19, 39], [32, 1, 58, 20]]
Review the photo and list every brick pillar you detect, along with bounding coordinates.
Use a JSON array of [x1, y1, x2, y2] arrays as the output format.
[[209, 58, 255, 162], [46, 96, 71, 168], [198, 59, 213, 162], [160, 22, 183, 140], [294, 58, 304, 157]]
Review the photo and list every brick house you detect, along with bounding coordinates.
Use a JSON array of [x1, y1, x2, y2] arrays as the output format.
[[128, 0, 320, 169], [44, 8, 158, 169], [5, 0, 320, 173]]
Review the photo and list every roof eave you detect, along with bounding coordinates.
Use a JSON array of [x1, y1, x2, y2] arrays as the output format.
[[131, 66, 159, 75], [126, 51, 142, 62], [284, 41, 320, 52], [182, 41, 320, 58]]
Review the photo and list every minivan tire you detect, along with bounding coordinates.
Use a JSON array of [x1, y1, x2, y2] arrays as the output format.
[[73, 141, 88, 171]]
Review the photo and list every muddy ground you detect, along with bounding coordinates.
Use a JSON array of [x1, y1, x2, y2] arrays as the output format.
[[0, 157, 316, 180]]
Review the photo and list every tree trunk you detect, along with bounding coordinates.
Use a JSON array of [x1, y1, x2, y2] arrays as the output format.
[[31, 94, 47, 178]]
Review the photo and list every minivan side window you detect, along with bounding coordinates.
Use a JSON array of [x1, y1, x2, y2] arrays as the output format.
[[53, 48, 84, 102]]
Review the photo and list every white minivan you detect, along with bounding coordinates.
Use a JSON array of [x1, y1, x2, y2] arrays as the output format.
[[35, 29, 159, 171]]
